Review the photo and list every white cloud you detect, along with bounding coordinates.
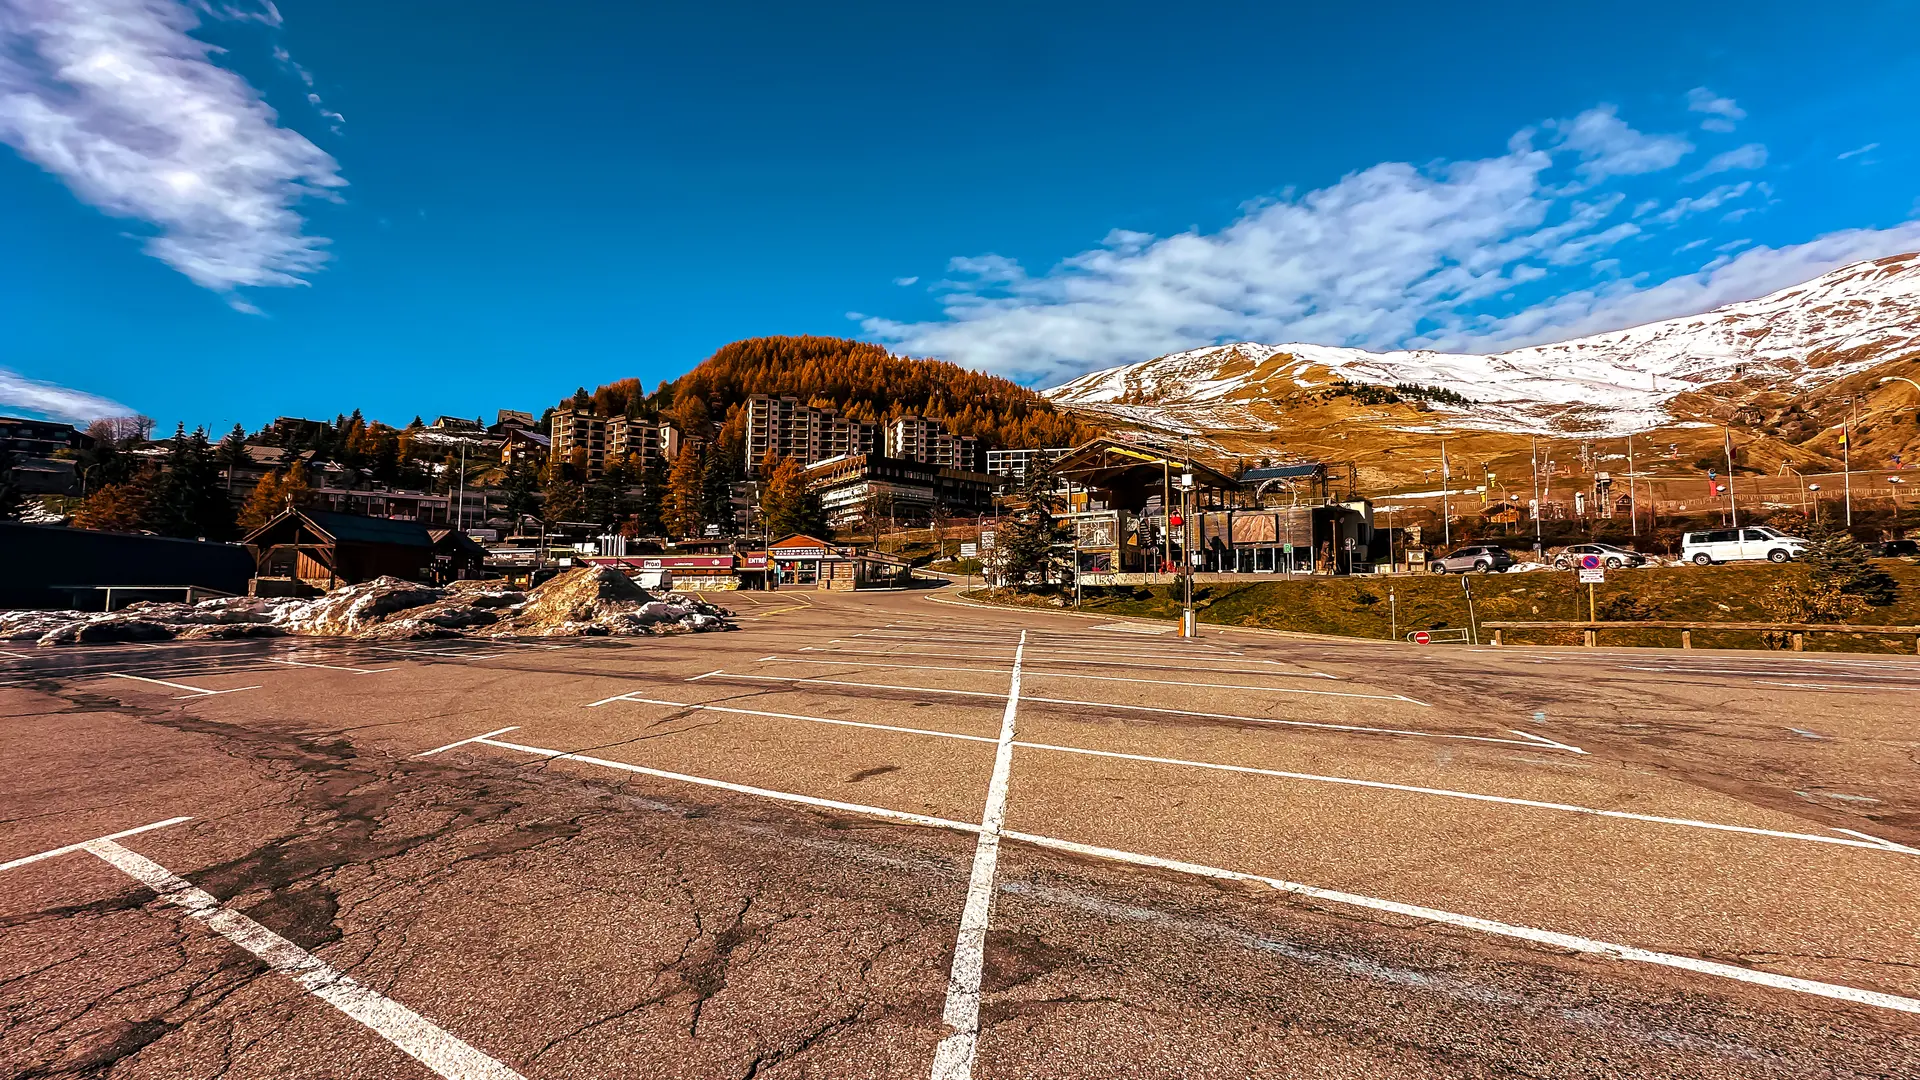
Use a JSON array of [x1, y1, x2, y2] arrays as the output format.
[[863, 107, 1920, 386], [892, 275, 919, 286], [0, 0, 345, 302], [1838, 142, 1879, 160], [1434, 221, 1920, 350], [1683, 143, 1768, 182], [1685, 87, 1745, 132], [862, 142, 1575, 385], [0, 367, 129, 424], [1651, 181, 1751, 224], [1548, 105, 1693, 181]]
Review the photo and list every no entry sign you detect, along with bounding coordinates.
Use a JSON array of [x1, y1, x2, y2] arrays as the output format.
[[1413, 631, 1432, 645]]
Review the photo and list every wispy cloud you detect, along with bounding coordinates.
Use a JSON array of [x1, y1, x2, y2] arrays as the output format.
[[892, 275, 919, 286], [1685, 87, 1745, 132], [1683, 143, 1768, 182], [0, 0, 345, 306], [1546, 105, 1693, 181], [0, 367, 129, 424], [1838, 142, 1879, 161], [863, 105, 1920, 385], [1651, 181, 1751, 224]]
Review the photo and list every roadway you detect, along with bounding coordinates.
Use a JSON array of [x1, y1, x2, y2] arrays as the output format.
[[2, 585, 1917, 1078]]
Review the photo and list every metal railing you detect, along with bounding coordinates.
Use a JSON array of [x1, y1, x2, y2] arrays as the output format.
[[51, 585, 238, 611]]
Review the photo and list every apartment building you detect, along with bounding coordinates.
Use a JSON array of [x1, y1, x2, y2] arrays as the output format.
[[0, 416, 88, 458], [548, 408, 607, 474], [606, 415, 682, 470], [885, 415, 983, 473], [743, 395, 878, 475], [985, 446, 1072, 481]]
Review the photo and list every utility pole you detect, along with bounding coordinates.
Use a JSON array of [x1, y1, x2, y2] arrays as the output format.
[[456, 442, 467, 533], [1440, 437, 1452, 548], [1180, 466, 1196, 637], [1627, 432, 1638, 537], [1844, 396, 1855, 527]]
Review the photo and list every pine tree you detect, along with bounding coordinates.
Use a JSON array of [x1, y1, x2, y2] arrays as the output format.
[[217, 423, 248, 494], [663, 442, 706, 538], [632, 450, 666, 536], [759, 454, 815, 539], [71, 479, 153, 532], [0, 446, 26, 520], [996, 466, 1070, 588], [542, 477, 584, 524], [149, 426, 236, 540], [1805, 521, 1898, 606], [501, 459, 541, 524], [238, 470, 286, 532]]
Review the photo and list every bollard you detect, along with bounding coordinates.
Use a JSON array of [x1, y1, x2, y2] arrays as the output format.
[[1791, 632, 1804, 652], [1492, 629, 1502, 646], [1583, 629, 1596, 648], [1681, 630, 1692, 650]]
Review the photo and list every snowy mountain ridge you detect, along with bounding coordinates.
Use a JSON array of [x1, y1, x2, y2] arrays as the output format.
[[1044, 252, 1920, 436]]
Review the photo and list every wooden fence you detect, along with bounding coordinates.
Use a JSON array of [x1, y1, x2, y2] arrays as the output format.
[[1482, 620, 1920, 652]]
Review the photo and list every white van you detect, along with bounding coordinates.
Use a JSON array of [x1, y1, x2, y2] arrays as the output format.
[[1681, 526, 1808, 565]]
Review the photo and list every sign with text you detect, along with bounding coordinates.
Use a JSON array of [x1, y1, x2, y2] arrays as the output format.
[[1578, 567, 1606, 584]]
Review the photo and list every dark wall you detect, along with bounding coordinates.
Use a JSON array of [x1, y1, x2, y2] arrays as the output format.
[[0, 523, 254, 609]]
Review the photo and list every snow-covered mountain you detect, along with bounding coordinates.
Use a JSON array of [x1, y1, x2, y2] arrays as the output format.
[[1045, 252, 1920, 437]]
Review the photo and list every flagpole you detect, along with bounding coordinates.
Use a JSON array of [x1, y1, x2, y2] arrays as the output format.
[[1722, 426, 1737, 528], [1440, 438, 1451, 547]]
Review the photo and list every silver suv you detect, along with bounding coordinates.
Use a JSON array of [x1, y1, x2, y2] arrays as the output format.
[[1428, 544, 1516, 574]]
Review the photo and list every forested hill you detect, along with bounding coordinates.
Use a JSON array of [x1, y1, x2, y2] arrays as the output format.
[[588, 336, 1096, 450]]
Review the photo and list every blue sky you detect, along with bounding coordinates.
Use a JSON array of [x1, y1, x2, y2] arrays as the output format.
[[2, 0, 1917, 432]]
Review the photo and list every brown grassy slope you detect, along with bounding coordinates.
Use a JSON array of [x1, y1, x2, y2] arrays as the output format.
[[970, 562, 1920, 654]]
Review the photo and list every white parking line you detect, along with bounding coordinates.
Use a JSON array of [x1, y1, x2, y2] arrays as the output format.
[[415, 727, 523, 757], [1754, 680, 1920, 693], [0, 649, 31, 660], [595, 695, 1899, 854], [930, 630, 1028, 1080], [266, 658, 395, 675], [369, 646, 508, 661], [1831, 828, 1920, 854], [0, 816, 192, 874], [684, 672, 1559, 751], [996, 831, 1920, 1017], [797, 646, 1336, 679], [1624, 666, 1920, 681], [434, 733, 1920, 1017], [751, 657, 1427, 705], [83, 839, 525, 1080], [104, 673, 260, 698]]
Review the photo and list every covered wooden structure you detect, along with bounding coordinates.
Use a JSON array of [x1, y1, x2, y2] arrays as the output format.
[[244, 509, 484, 591]]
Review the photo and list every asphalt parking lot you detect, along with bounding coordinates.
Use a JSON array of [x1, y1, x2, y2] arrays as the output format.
[[4, 586, 1919, 1079]]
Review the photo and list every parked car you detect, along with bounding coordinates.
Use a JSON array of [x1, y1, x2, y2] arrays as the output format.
[[1681, 526, 1807, 565], [1552, 542, 1648, 570], [1872, 538, 1919, 558], [1428, 544, 1516, 574]]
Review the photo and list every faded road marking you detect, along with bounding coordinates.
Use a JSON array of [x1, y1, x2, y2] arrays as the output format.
[[84, 839, 525, 1080]]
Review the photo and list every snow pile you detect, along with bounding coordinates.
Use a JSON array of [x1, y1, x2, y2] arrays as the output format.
[[0, 569, 733, 646], [491, 567, 729, 636]]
